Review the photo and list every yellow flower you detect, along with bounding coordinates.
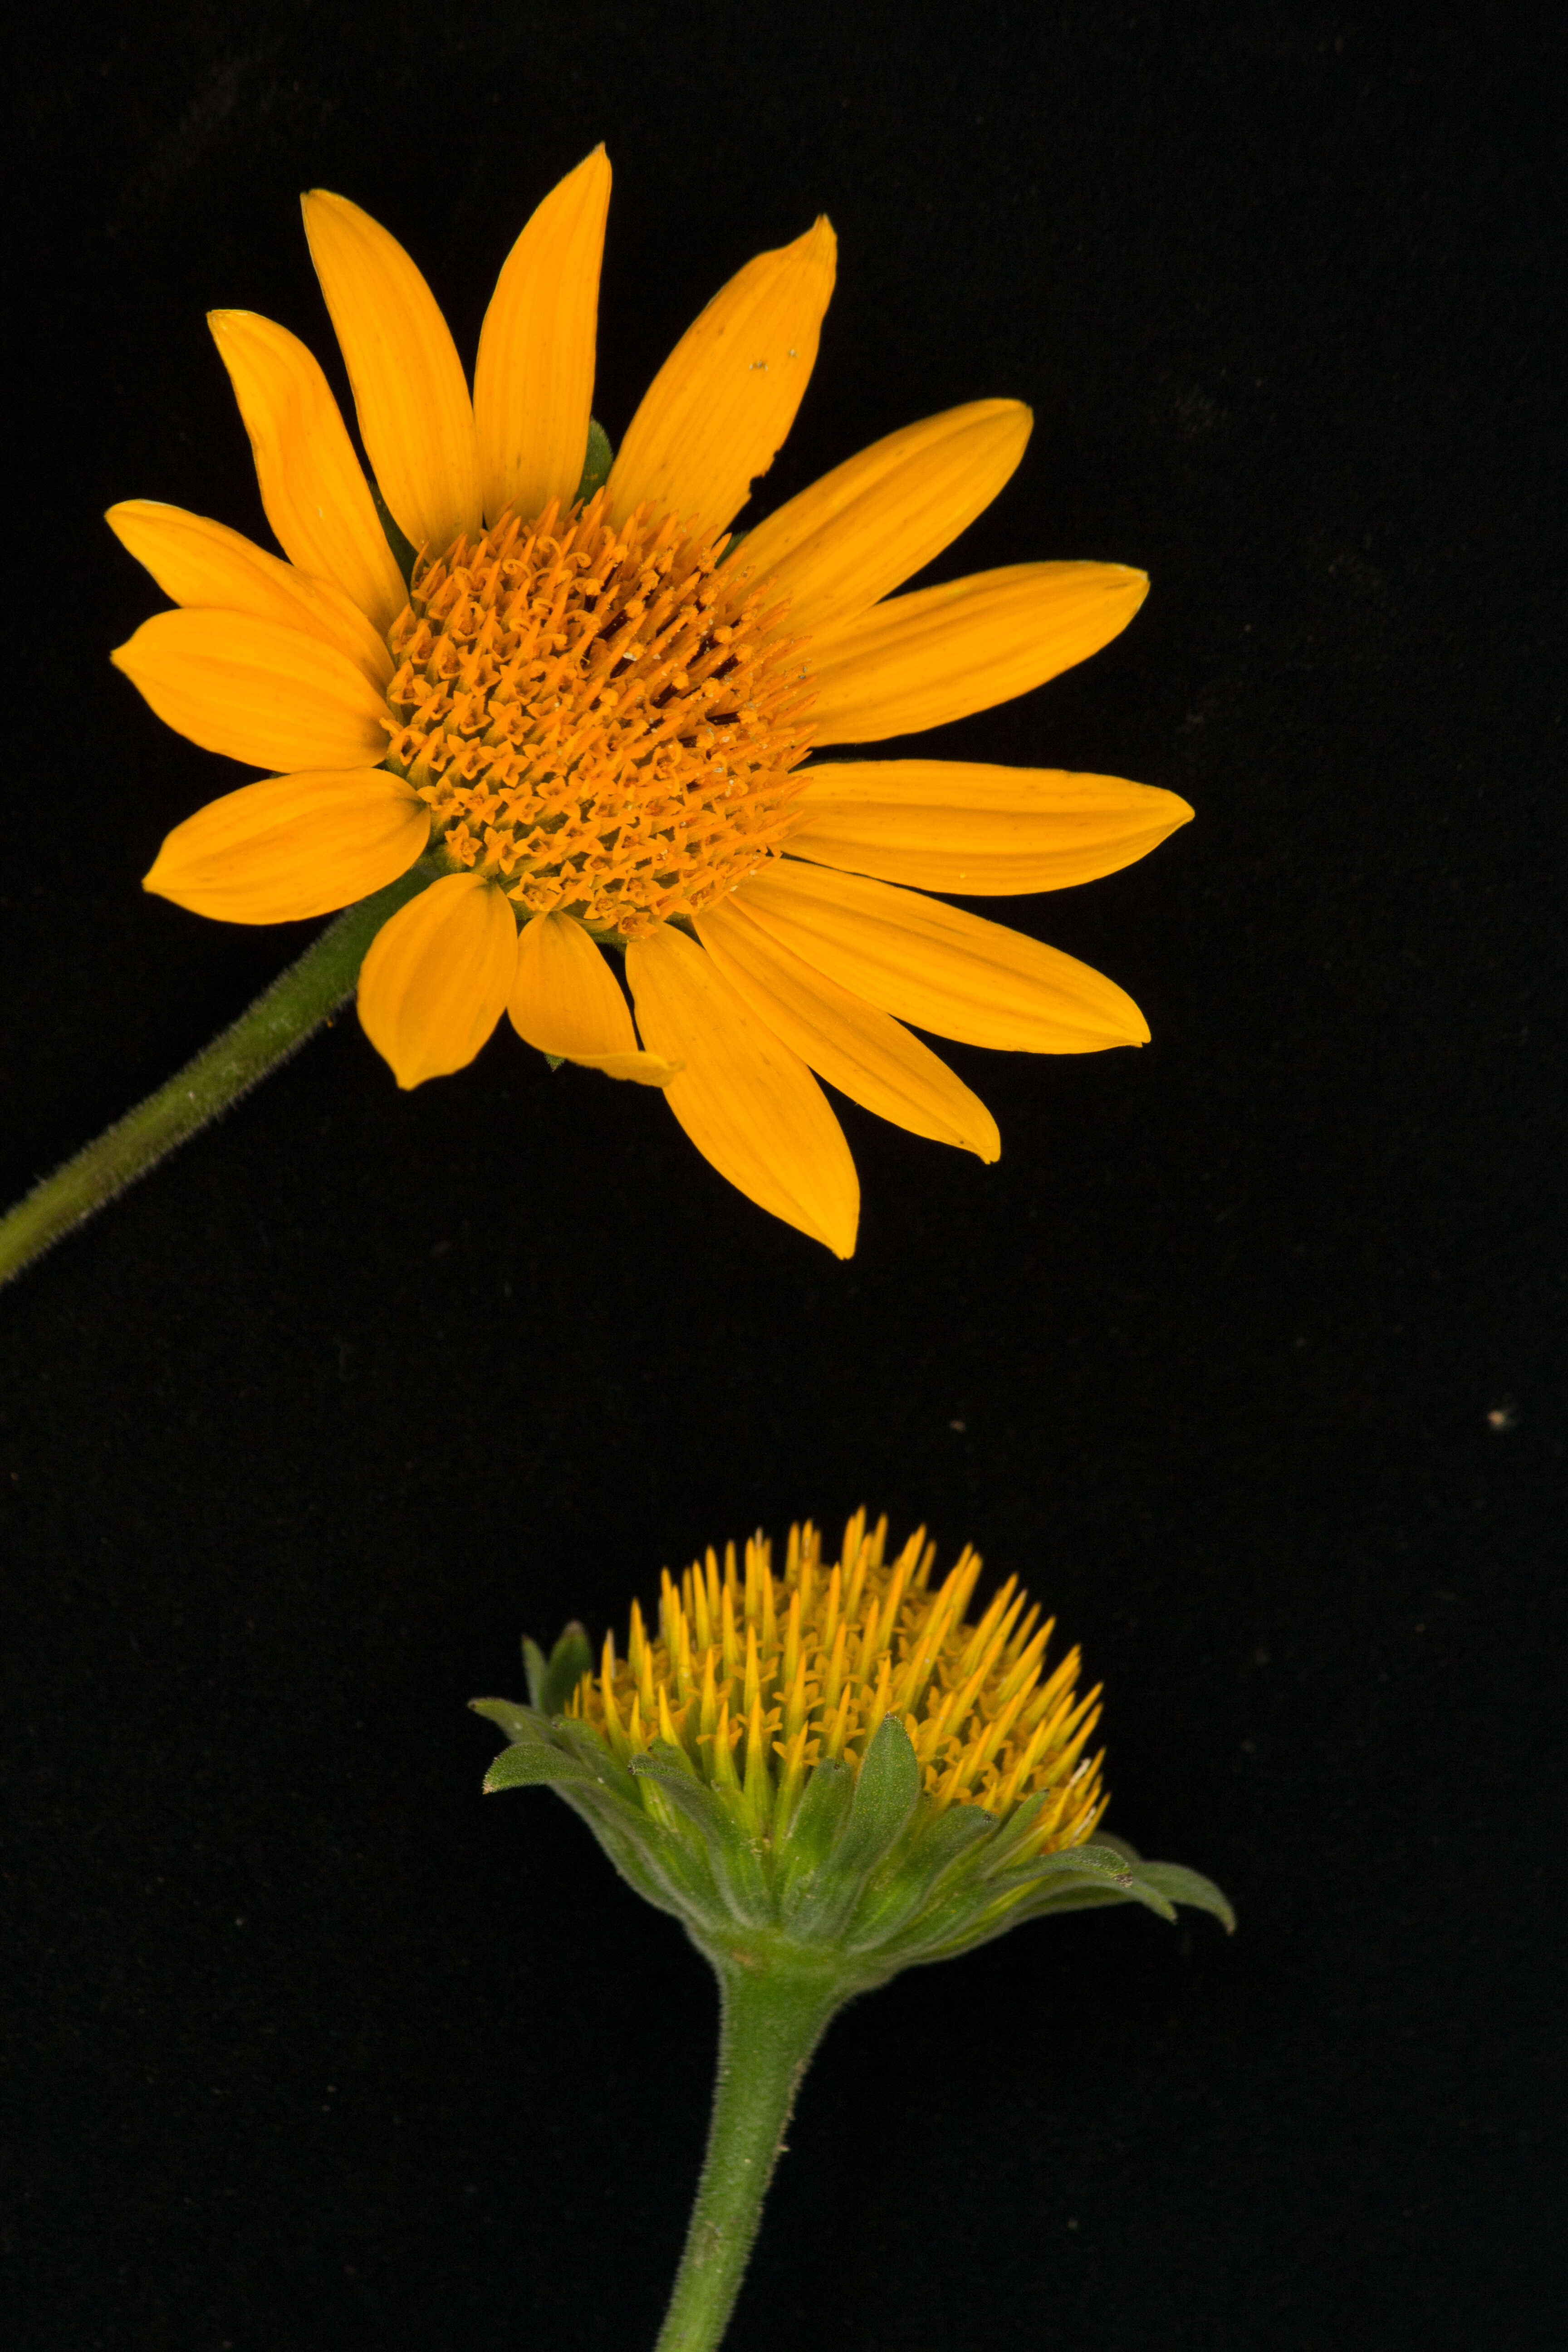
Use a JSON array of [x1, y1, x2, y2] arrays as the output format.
[[479, 1509, 1231, 1960], [110, 146, 1191, 1255], [570, 1508, 1108, 1863], [480, 1519, 1230, 2352]]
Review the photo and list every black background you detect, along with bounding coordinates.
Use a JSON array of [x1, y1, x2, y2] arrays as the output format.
[[3, 4, 1563, 2346]]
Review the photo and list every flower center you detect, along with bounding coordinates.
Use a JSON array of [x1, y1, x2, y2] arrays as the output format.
[[570, 1514, 1107, 1852], [381, 488, 814, 937]]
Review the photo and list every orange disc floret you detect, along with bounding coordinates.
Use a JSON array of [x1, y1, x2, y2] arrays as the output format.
[[382, 487, 817, 938], [567, 1510, 1107, 1853]]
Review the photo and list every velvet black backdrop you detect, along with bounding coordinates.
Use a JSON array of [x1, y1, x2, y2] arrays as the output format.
[[3, 4, 1562, 2346]]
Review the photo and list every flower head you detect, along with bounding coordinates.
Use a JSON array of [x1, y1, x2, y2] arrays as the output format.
[[573, 1510, 1107, 1848], [475, 1513, 1232, 1979], [112, 147, 1192, 1254]]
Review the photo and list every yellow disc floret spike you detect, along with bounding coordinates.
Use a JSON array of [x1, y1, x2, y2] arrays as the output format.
[[383, 489, 815, 937], [564, 1514, 1108, 1858]]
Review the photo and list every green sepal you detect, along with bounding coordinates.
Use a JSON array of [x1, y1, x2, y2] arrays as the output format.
[[779, 1758, 853, 1867], [775, 1758, 853, 1906], [918, 1845, 1235, 1963], [649, 1734, 702, 1777], [574, 418, 613, 504], [1025, 1834, 1133, 1891], [903, 1798, 1002, 1876], [483, 1740, 605, 1794], [1053, 1836, 1235, 1933], [630, 1752, 773, 1924], [1010, 1841, 1136, 1892], [924, 1840, 1128, 1933], [627, 1753, 730, 1829], [547, 1714, 641, 1805], [566, 1793, 717, 1923], [784, 1716, 921, 1942], [975, 1784, 1059, 1877], [524, 1623, 593, 1717], [837, 1715, 922, 1864], [473, 1638, 1233, 1972], [1006, 1880, 1141, 1921], [476, 1708, 711, 1918], [881, 1841, 1121, 1955], [469, 1697, 549, 1745], [843, 1799, 998, 1952], [596, 1790, 728, 1921], [1124, 1860, 1235, 1933], [371, 480, 418, 586], [472, 1693, 649, 1834], [473, 1699, 738, 1928]]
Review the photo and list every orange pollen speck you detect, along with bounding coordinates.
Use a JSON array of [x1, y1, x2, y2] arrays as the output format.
[[381, 488, 817, 938]]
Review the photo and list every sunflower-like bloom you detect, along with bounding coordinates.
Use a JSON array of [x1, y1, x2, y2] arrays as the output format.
[[111, 147, 1191, 1254], [476, 1512, 1232, 1969]]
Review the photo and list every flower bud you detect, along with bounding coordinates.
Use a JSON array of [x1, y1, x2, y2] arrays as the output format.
[[475, 1514, 1231, 1980]]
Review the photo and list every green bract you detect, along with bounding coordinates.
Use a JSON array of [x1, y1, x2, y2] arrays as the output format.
[[473, 1620, 1233, 1987]]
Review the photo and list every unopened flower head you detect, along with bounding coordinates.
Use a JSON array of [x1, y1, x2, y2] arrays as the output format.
[[111, 147, 1193, 1254], [476, 1514, 1232, 1976], [573, 1510, 1107, 1857]]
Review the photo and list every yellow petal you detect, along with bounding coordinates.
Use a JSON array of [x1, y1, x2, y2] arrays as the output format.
[[695, 897, 998, 1159], [565, 1050, 683, 1084], [111, 609, 390, 771], [626, 923, 858, 1255], [357, 872, 517, 1088], [805, 562, 1148, 744], [732, 859, 1149, 1053], [106, 501, 393, 690], [608, 217, 837, 536], [474, 147, 611, 528], [143, 769, 429, 923], [509, 910, 678, 1085], [301, 190, 481, 557], [208, 309, 407, 633], [785, 760, 1193, 893], [737, 401, 1032, 635]]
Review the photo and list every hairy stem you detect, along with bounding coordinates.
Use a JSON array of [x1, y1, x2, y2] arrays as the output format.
[[0, 861, 438, 1291], [654, 1953, 844, 2352]]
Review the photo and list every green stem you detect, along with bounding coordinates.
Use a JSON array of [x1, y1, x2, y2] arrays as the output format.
[[0, 860, 439, 1292], [654, 1952, 845, 2352]]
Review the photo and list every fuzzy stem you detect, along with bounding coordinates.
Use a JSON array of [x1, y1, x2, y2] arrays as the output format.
[[654, 1952, 845, 2352], [0, 860, 440, 1291]]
